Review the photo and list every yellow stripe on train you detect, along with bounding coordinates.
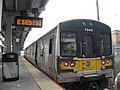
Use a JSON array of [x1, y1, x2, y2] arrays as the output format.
[[59, 59, 113, 72]]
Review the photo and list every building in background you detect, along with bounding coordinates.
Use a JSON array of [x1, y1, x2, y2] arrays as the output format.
[[112, 30, 120, 45], [112, 30, 120, 76], [112, 30, 120, 54]]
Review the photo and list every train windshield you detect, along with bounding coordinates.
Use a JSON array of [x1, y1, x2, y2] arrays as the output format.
[[60, 32, 77, 56], [100, 33, 111, 55]]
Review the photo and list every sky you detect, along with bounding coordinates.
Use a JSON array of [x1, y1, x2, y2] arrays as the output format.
[[24, 0, 120, 49]]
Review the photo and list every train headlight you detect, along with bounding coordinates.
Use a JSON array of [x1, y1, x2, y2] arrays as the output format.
[[70, 61, 75, 67], [64, 62, 69, 66], [106, 60, 110, 64], [101, 60, 105, 65]]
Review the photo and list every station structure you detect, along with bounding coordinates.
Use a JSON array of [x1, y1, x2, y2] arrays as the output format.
[[0, 0, 120, 90], [0, 0, 49, 53], [0, 0, 64, 90]]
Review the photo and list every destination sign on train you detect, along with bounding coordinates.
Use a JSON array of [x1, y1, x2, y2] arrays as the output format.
[[15, 16, 43, 28]]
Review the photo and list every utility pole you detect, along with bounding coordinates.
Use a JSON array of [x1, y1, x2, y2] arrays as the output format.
[[0, 0, 3, 31], [96, 0, 100, 21]]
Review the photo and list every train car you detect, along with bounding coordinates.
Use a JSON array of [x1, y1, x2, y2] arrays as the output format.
[[24, 42, 37, 66], [24, 19, 114, 89]]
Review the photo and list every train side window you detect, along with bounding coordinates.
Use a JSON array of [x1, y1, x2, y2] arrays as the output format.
[[40, 42, 44, 57], [49, 38, 53, 54], [30, 47, 32, 55], [32, 45, 34, 55], [40, 46, 44, 57]]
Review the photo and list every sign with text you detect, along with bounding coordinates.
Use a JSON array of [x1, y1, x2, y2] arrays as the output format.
[[15, 16, 43, 28]]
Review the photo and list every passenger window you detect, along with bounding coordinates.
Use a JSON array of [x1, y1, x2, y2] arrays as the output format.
[[49, 38, 53, 54], [40, 43, 44, 57], [32, 46, 34, 55]]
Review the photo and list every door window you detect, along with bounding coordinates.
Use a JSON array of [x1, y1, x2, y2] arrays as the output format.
[[82, 35, 94, 57]]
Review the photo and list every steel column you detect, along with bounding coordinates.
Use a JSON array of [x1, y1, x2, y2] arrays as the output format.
[[6, 15, 12, 52]]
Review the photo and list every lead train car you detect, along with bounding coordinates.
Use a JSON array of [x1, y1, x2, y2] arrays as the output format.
[[24, 19, 113, 88]]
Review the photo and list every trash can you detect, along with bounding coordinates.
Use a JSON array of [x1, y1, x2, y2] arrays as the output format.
[[2, 52, 19, 82]]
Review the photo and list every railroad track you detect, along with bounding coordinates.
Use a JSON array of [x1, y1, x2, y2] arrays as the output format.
[[60, 82, 111, 90]]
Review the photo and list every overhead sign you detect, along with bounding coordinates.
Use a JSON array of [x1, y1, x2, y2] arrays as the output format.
[[15, 16, 43, 28]]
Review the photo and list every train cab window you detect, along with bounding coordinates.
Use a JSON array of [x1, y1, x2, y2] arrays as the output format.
[[60, 32, 77, 56], [82, 35, 94, 57], [100, 33, 111, 55]]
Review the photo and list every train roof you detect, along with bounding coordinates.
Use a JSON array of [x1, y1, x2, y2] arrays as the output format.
[[25, 19, 111, 49], [60, 19, 111, 30]]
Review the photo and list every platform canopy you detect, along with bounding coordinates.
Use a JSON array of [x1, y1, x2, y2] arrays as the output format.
[[1, 0, 49, 50]]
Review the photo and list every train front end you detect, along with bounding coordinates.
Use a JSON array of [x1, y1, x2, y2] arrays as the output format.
[[56, 19, 114, 89]]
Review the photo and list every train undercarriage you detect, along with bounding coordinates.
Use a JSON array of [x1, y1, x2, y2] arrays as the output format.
[[60, 78, 114, 90]]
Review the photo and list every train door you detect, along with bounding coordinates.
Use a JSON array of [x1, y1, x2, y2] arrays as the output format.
[[48, 36, 56, 78], [80, 29, 97, 75]]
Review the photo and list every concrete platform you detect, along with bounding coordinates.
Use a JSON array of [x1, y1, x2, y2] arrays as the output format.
[[0, 56, 64, 90]]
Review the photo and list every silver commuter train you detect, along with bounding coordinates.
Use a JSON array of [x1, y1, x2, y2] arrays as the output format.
[[24, 19, 114, 89]]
